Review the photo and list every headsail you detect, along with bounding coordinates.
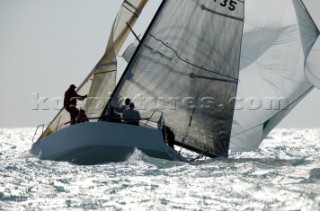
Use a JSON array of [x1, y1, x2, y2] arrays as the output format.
[[38, 0, 149, 139], [295, 0, 320, 89], [107, 0, 245, 157], [230, 0, 314, 151]]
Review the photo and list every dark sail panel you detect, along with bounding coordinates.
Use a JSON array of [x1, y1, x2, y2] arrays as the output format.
[[111, 0, 244, 157]]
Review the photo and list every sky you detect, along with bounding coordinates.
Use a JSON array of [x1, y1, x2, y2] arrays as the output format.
[[0, 0, 320, 128]]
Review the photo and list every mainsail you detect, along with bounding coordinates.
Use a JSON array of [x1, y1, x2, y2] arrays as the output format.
[[39, 0, 148, 139], [107, 0, 245, 157], [296, 0, 320, 89], [230, 0, 314, 151]]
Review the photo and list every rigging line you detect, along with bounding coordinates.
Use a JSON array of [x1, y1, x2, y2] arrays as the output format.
[[143, 44, 172, 60], [126, 22, 141, 42], [178, 95, 200, 154], [181, 94, 200, 144], [149, 34, 238, 81], [121, 33, 170, 59]]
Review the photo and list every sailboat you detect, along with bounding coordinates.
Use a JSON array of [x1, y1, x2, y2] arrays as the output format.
[[31, 0, 318, 165], [31, 0, 244, 164]]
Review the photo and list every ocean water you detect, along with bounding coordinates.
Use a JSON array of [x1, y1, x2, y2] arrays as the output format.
[[0, 128, 320, 210]]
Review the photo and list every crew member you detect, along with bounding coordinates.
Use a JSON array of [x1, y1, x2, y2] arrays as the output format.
[[122, 102, 141, 126], [64, 84, 87, 125]]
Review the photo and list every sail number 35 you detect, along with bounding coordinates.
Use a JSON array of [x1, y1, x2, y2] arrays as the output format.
[[215, 0, 237, 11]]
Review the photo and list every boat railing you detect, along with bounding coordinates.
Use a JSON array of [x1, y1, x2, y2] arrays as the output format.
[[35, 111, 163, 135], [32, 124, 45, 143]]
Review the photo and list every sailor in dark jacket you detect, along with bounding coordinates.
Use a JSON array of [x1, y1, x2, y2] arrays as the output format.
[[64, 84, 87, 125]]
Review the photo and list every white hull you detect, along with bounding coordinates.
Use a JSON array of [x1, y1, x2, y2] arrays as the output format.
[[31, 122, 186, 165]]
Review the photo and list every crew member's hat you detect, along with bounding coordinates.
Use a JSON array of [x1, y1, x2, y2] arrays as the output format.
[[70, 84, 77, 89]]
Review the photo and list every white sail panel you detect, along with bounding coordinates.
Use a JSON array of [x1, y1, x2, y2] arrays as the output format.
[[301, 0, 320, 30], [110, 0, 245, 157], [294, 0, 319, 56], [230, 0, 313, 151], [298, 0, 320, 89], [38, 0, 148, 139]]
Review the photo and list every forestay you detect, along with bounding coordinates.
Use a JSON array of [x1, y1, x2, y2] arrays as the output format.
[[230, 0, 314, 151], [38, 0, 148, 139], [108, 0, 245, 157]]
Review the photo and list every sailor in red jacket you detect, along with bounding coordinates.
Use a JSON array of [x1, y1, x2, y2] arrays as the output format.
[[64, 84, 87, 125]]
